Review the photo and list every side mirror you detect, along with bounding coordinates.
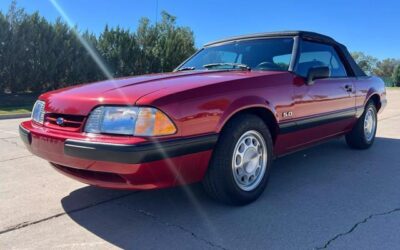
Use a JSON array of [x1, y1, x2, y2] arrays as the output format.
[[307, 66, 330, 85]]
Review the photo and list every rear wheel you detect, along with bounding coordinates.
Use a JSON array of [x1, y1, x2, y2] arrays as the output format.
[[345, 101, 377, 149], [203, 114, 273, 205]]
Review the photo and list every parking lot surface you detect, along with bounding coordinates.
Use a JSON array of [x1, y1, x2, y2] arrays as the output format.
[[1, 89, 399, 249]]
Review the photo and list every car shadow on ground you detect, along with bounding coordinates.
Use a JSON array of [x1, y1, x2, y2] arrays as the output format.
[[61, 137, 400, 249]]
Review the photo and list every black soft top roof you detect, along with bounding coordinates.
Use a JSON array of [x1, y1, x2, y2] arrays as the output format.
[[204, 31, 339, 47], [204, 30, 366, 77]]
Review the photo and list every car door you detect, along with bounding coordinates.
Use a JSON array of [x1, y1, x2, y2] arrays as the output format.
[[290, 40, 355, 148]]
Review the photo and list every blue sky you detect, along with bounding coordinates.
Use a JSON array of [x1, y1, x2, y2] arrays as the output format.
[[1, 0, 399, 59]]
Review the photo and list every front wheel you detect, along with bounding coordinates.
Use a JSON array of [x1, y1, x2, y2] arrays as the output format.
[[346, 101, 378, 149], [202, 114, 273, 205]]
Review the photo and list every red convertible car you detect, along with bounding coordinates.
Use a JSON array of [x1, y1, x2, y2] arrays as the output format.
[[20, 31, 386, 205]]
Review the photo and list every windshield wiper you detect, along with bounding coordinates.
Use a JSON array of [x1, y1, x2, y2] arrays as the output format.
[[203, 63, 251, 71], [176, 66, 196, 71]]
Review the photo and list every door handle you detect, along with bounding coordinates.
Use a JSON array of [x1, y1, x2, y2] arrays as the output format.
[[344, 85, 353, 92]]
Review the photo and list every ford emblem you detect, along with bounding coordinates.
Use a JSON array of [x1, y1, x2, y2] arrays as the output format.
[[56, 117, 65, 126]]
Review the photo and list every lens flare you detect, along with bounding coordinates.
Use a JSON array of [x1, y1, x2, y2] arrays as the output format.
[[149, 137, 221, 243], [49, 1, 221, 244], [49, 0, 130, 104]]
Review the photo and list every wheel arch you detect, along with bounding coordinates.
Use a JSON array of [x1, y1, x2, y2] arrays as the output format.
[[217, 98, 279, 144], [366, 92, 382, 111]]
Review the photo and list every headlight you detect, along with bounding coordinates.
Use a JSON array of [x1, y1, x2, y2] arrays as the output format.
[[31, 100, 45, 124], [84, 106, 177, 136]]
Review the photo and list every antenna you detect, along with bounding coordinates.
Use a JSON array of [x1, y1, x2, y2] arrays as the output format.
[[155, 0, 159, 25]]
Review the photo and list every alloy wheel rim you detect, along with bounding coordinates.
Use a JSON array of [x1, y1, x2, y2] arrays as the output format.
[[232, 130, 267, 191], [364, 107, 376, 142]]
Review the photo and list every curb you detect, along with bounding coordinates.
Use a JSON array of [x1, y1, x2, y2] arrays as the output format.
[[0, 113, 31, 120]]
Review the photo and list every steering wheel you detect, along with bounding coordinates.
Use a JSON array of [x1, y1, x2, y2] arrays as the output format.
[[255, 61, 282, 71]]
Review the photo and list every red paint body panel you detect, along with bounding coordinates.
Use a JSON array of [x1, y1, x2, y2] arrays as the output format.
[[21, 120, 212, 189], [274, 119, 355, 155], [20, 39, 387, 190]]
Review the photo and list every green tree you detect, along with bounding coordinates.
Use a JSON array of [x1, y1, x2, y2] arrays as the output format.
[[17, 12, 54, 92], [374, 58, 400, 76], [392, 64, 400, 87], [351, 51, 378, 76], [373, 58, 400, 85], [97, 25, 139, 77], [0, 12, 11, 92], [2, 0, 27, 93], [154, 11, 196, 72], [79, 30, 103, 82], [0, 1, 196, 93], [65, 27, 102, 86], [48, 19, 75, 89], [135, 12, 196, 74], [136, 18, 161, 74]]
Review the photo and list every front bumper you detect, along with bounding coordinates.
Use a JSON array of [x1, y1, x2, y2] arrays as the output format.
[[64, 135, 217, 164], [19, 121, 216, 189]]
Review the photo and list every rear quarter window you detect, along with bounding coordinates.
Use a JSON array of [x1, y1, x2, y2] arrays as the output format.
[[297, 41, 348, 78]]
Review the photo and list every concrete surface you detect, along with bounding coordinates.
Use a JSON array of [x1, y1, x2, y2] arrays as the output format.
[[0, 89, 399, 249]]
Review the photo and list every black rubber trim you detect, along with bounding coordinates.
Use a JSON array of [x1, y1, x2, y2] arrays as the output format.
[[64, 134, 219, 164], [19, 125, 31, 146], [279, 108, 357, 134], [205, 31, 338, 47]]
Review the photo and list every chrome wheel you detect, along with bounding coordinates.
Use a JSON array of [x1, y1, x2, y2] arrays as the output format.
[[232, 130, 267, 191], [364, 107, 376, 142]]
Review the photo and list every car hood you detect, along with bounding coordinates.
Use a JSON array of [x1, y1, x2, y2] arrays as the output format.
[[40, 70, 286, 115]]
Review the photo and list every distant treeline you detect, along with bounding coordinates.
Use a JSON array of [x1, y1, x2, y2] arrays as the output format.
[[351, 52, 400, 87], [0, 1, 196, 93], [0, 1, 399, 94]]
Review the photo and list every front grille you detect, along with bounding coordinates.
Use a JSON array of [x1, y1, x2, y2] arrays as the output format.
[[44, 113, 86, 132]]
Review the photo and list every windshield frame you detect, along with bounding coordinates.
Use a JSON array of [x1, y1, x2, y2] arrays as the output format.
[[175, 36, 300, 72]]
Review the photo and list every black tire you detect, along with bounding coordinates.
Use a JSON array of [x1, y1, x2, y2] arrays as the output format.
[[202, 114, 273, 205], [345, 101, 378, 149]]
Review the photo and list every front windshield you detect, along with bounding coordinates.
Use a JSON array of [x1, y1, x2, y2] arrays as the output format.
[[178, 38, 294, 71]]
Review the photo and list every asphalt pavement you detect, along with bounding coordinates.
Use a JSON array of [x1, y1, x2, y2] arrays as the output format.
[[1, 89, 399, 249]]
